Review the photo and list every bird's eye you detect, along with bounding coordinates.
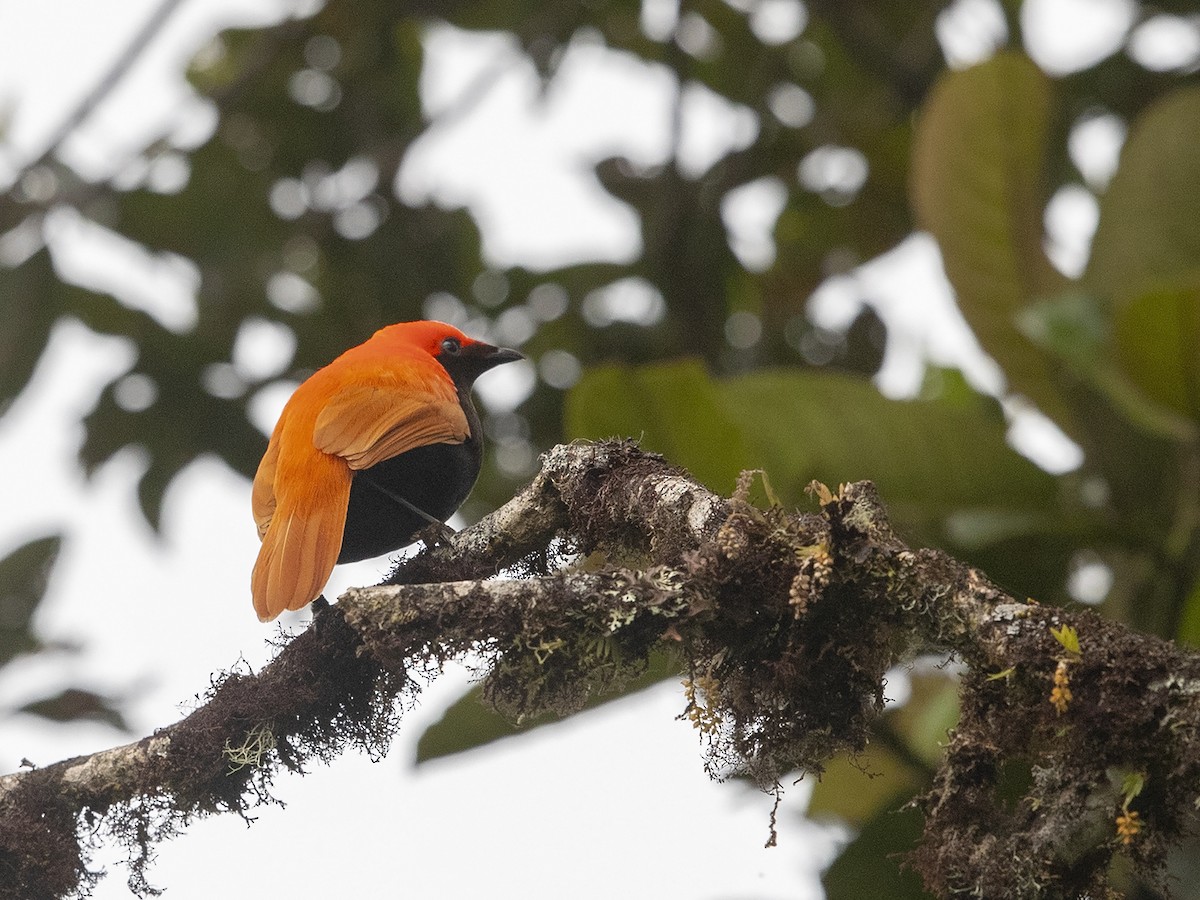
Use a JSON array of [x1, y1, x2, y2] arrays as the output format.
[[440, 337, 462, 354]]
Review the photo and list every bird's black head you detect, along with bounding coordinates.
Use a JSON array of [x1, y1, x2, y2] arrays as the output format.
[[434, 331, 523, 389]]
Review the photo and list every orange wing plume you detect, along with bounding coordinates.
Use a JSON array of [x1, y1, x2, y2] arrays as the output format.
[[250, 326, 468, 621], [251, 449, 351, 621], [313, 374, 467, 471]]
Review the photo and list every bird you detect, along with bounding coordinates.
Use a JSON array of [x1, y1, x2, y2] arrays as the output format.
[[250, 320, 522, 621]]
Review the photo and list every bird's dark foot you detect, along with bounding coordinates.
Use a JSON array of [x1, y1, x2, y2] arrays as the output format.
[[418, 520, 457, 547], [310, 593, 330, 623]]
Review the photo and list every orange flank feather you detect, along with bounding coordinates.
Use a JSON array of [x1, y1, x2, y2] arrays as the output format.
[[250, 322, 473, 622]]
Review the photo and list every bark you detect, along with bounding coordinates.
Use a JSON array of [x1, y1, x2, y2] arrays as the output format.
[[1, 440, 1198, 899]]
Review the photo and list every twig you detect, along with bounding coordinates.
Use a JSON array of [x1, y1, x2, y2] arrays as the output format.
[[17, 0, 190, 178]]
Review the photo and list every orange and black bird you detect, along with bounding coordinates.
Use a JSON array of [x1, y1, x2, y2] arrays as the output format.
[[250, 320, 522, 621]]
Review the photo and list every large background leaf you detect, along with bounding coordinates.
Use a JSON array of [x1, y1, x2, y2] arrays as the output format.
[[567, 360, 1084, 599], [1085, 88, 1200, 306], [911, 53, 1068, 428], [416, 650, 679, 763], [1112, 285, 1200, 424]]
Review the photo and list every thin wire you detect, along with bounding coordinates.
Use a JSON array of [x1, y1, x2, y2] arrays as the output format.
[[360, 474, 445, 528]]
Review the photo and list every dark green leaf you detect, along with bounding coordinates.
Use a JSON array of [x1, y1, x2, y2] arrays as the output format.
[[19, 688, 129, 731], [1017, 290, 1187, 540], [808, 746, 925, 829], [1112, 284, 1200, 426], [567, 361, 1090, 599], [1016, 292, 1108, 373], [0, 535, 62, 668], [886, 672, 960, 769], [0, 250, 61, 420], [1175, 578, 1200, 647], [720, 369, 1056, 522], [564, 360, 752, 495], [570, 361, 1060, 523], [416, 649, 680, 764], [822, 798, 933, 900], [1086, 87, 1200, 305]]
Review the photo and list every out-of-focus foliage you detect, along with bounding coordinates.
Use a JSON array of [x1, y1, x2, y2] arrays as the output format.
[[415, 648, 679, 762], [0, 535, 62, 668], [566, 360, 1089, 594], [3, 0, 1200, 894], [910, 52, 1068, 426], [0, 533, 129, 729], [807, 669, 958, 899]]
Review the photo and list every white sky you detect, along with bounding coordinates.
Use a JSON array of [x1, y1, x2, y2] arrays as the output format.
[[0, 0, 1190, 896]]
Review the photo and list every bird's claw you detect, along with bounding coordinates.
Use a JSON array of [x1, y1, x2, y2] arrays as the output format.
[[418, 521, 457, 547]]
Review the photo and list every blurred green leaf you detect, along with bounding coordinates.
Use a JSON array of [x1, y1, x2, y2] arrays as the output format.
[[911, 52, 1069, 428], [809, 746, 925, 829], [416, 685, 525, 765], [0, 535, 62, 668], [720, 369, 1056, 526], [1175, 578, 1200, 647], [564, 360, 752, 495], [19, 688, 129, 732], [1016, 292, 1107, 372], [567, 360, 1093, 600], [1112, 284, 1200, 425], [886, 672, 959, 768], [0, 251, 61, 420], [1017, 290, 1187, 543], [569, 360, 1062, 532], [809, 671, 953, 830], [1019, 291, 1192, 440], [822, 798, 933, 900], [416, 649, 680, 764], [1086, 87, 1200, 305]]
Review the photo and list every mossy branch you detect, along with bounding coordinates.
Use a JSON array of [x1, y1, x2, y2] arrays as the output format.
[[2, 440, 1200, 900]]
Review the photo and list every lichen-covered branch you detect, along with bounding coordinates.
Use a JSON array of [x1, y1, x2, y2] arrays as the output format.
[[383, 440, 729, 586], [2, 441, 1199, 900], [807, 481, 1200, 896]]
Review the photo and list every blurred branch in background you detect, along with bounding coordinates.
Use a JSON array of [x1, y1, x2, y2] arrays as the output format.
[[16, 0, 189, 178]]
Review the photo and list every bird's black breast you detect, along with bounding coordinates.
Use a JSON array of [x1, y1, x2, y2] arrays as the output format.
[[338, 434, 483, 564]]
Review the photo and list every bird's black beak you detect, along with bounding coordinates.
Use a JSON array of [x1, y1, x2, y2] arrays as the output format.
[[443, 341, 524, 382], [463, 341, 523, 371], [482, 345, 524, 367]]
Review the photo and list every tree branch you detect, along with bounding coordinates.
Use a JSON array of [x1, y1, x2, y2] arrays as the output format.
[[16, 0, 190, 179], [2, 440, 1198, 900]]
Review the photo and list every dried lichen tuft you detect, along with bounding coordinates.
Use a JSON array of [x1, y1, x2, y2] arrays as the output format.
[[0, 776, 97, 900], [675, 491, 908, 787], [482, 567, 692, 722]]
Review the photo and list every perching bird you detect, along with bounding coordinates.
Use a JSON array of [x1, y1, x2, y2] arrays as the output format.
[[250, 320, 522, 621]]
